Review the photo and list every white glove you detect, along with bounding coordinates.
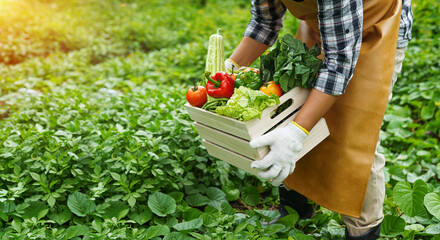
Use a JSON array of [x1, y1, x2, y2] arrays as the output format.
[[225, 58, 240, 74], [250, 122, 308, 186]]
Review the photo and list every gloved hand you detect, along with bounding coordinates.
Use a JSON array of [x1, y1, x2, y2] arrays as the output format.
[[250, 122, 308, 186], [225, 58, 240, 74]]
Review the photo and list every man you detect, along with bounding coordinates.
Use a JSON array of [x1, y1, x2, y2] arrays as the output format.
[[225, 0, 412, 239]]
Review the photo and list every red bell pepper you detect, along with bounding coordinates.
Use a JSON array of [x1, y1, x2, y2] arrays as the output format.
[[205, 71, 235, 99]]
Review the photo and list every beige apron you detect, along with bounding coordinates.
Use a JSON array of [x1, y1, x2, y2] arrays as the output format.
[[280, 0, 402, 217]]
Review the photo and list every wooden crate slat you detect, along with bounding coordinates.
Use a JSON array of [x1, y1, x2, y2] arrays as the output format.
[[186, 87, 310, 141], [185, 103, 250, 139], [202, 118, 330, 176], [202, 140, 259, 176], [245, 87, 310, 140], [199, 118, 329, 161], [195, 122, 268, 159]]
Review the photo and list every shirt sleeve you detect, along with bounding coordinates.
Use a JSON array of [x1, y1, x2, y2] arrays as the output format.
[[314, 0, 363, 95], [244, 0, 287, 46]]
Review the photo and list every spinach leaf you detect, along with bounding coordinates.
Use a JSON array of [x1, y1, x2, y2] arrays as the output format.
[[261, 34, 322, 93]]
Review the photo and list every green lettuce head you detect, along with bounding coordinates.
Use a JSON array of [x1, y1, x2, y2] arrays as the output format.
[[215, 86, 280, 121]]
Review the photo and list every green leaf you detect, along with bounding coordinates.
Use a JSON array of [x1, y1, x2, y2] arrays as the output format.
[[67, 192, 96, 217], [206, 187, 227, 210], [47, 195, 56, 207], [48, 205, 72, 225], [241, 186, 260, 206], [102, 201, 129, 220], [276, 207, 299, 228], [264, 223, 286, 235], [185, 193, 210, 207], [254, 209, 280, 222], [182, 208, 203, 221], [220, 202, 236, 215], [92, 218, 102, 233], [393, 180, 428, 217], [424, 192, 440, 220], [292, 233, 315, 240], [380, 215, 406, 237], [64, 225, 89, 239], [405, 224, 425, 232], [21, 201, 49, 220], [424, 224, 440, 234], [144, 225, 170, 239], [222, 181, 240, 201], [200, 212, 218, 227], [420, 100, 436, 120], [388, 166, 407, 181], [148, 192, 176, 217], [169, 191, 184, 202], [14, 203, 29, 214], [1, 200, 15, 213], [11, 218, 22, 233], [402, 230, 416, 240], [234, 222, 248, 234], [29, 172, 41, 181], [127, 195, 136, 207], [0, 211, 7, 221], [163, 232, 194, 240], [128, 205, 152, 225], [173, 218, 203, 232], [324, 219, 344, 236], [215, 86, 280, 121], [110, 172, 121, 182]]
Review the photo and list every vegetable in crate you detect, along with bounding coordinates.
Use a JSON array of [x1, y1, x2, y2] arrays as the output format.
[[215, 86, 280, 121], [204, 29, 225, 85], [201, 98, 228, 112], [234, 69, 263, 90], [260, 33, 322, 93], [186, 85, 207, 107], [205, 71, 235, 99], [260, 81, 283, 97]]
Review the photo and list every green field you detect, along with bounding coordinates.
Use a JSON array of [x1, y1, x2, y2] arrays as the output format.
[[0, 0, 439, 239]]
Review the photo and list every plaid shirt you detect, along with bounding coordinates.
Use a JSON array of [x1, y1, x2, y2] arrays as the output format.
[[244, 0, 413, 95]]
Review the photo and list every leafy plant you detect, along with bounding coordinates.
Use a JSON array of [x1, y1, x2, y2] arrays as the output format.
[[260, 33, 322, 92], [0, 0, 439, 239]]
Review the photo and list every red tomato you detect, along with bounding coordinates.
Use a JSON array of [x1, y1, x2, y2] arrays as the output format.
[[186, 86, 207, 107], [260, 81, 283, 97]]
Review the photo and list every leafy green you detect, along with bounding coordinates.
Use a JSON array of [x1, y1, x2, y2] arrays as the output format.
[[67, 192, 96, 217], [64, 225, 90, 239], [260, 33, 322, 93], [381, 215, 406, 237], [144, 225, 170, 239], [393, 180, 429, 217], [147, 192, 176, 217], [173, 218, 203, 232], [215, 86, 280, 121], [424, 193, 440, 220], [0, 0, 438, 238], [241, 186, 260, 206], [128, 205, 152, 225]]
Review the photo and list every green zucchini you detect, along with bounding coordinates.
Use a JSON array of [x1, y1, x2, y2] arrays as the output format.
[[205, 29, 225, 76]]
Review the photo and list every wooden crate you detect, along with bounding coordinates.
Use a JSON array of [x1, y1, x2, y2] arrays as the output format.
[[185, 87, 330, 176]]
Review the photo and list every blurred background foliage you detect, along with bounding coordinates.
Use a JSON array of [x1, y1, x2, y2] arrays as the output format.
[[0, 0, 439, 239]]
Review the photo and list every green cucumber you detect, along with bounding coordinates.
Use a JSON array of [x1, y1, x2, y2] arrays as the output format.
[[205, 29, 225, 76]]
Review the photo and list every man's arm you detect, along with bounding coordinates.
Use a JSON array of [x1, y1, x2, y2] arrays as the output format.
[[229, 36, 269, 68], [229, 0, 363, 132], [293, 89, 338, 131], [294, 0, 363, 131], [228, 0, 286, 67]]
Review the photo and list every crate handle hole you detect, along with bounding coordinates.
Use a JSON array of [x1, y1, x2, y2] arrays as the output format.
[[270, 98, 293, 119]]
